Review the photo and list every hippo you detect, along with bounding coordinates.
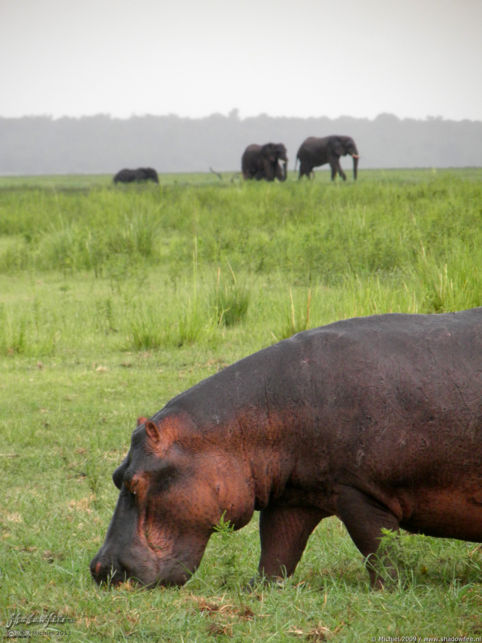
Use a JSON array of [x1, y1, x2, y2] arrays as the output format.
[[91, 308, 482, 588]]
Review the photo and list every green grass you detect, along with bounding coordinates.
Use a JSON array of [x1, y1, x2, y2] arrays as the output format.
[[1, 169, 481, 641]]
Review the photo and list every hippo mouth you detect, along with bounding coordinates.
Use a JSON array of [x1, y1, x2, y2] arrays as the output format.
[[90, 548, 160, 588], [141, 517, 202, 586]]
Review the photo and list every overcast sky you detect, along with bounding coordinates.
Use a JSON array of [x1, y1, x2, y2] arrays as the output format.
[[1, 0, 481, 121]]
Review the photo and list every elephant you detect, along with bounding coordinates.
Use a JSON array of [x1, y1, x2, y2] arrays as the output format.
[[296, 136, 359, 180], [241, 143, 288, 182], [113, 167, 159, 184]]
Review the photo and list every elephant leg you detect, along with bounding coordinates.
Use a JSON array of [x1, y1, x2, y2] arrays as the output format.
[[298, 162, 311, 180], [336, 485, 400, 588], [258, 505, 324, 579], [330, 159, 346, 181], [253, 160, 264, 180], [264, 161, 276, 181]]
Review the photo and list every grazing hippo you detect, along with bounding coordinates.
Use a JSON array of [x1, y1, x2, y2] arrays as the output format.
[[91, 308, 482, 588]]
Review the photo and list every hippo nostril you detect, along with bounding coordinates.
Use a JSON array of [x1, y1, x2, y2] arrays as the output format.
[[90, 553, 129, 586]]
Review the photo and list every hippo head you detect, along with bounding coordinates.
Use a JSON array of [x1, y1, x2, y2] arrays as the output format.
[[90, 413, 255, 587]]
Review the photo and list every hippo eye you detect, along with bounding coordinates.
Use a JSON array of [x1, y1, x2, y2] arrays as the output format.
[[152, 463, 179, 493]]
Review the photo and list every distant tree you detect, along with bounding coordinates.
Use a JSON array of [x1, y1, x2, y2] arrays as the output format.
[[0, 113, 481, 174]]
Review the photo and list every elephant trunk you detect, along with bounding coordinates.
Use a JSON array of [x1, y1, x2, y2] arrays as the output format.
[[352, 154, 359, 180]]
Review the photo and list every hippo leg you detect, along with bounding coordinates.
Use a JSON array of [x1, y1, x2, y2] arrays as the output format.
[[336, 485, 400, 588], [258, 505, 324, 579]]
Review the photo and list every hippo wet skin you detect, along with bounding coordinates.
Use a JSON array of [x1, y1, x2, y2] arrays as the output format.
[[91, 308, 482, 588]]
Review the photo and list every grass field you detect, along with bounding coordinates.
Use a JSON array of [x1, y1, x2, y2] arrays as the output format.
[[1, 169, 481, 641]]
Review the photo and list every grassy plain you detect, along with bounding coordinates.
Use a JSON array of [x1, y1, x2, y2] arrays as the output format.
[[0, 169, 481, 641]]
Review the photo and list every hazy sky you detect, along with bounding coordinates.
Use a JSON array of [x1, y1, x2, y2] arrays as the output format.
[[1, 0, 481, 121]]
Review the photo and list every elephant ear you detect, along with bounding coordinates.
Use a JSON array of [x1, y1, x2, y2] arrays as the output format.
[[331, 138, 344, 157]]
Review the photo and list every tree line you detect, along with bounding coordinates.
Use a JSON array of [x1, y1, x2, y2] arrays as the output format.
[[0, 112, 481, 175]]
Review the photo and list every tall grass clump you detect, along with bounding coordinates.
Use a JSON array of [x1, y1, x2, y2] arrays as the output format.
[[122, 287, 219, 351], [211, 265, 250, 327], [121, 241, 222, 350], [275, 287, 312, 340], [0, 300, 59, 357], [34, 210, 161, 274], [414, 240, 482, 312], [365, 528, 481, 590], [124, 300, 164, 351], [176, 293, 216, 347], [109, 211, 160, 259]]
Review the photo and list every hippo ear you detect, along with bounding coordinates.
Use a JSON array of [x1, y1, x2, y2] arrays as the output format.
[[137, 416, 148, 427], [145, 420, 161, 444]]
